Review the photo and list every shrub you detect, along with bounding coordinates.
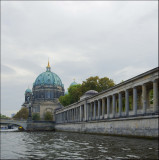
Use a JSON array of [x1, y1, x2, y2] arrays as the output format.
[[44, 111, 53, 121], [32, 113, 40, 121]]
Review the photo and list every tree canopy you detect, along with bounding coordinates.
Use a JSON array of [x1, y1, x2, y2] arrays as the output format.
[[13, 107, 29, 120], [59, 76, 115, 107], [0, 114, 10, 119]]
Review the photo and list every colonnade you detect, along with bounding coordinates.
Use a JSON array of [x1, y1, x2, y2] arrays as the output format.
[[56, 78, 158, 124]]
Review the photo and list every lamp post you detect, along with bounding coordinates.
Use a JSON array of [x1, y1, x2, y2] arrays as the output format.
[[27, 96, 32, 121]]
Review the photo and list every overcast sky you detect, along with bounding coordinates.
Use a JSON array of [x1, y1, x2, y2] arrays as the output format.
[[1, 1, 158, 117]]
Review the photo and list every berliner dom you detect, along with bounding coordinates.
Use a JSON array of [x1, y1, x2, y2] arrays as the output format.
[[22, 61, 65, 120]]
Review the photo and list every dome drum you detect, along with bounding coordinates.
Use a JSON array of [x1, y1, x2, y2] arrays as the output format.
[[80, 90, 98, 101]]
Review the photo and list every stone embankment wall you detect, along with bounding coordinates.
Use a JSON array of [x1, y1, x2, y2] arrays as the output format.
[[55, 115, 158, 138], [26, 121, 55, 131]]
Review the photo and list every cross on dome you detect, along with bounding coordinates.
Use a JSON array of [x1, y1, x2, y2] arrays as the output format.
[[46, 59, 51, 72]]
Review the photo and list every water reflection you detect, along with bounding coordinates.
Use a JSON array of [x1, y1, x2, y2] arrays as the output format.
[[1, 132, 158, 159]]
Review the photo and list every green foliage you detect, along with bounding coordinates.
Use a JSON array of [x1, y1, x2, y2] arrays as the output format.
[[32, 113, 40, 121], [59, 76, 115, 107], [13, 107, 29, 120], [81, 76, 115, 93], [98, 77, 115, 92], [0, 114, 10, 119], [44, 111, 53, 121], [59, 84, 82, 106]]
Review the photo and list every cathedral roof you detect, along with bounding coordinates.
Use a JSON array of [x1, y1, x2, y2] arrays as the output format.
[[33, 61, 64, 88], [70, 80, 78, 87], [25, 88, 32, 93]]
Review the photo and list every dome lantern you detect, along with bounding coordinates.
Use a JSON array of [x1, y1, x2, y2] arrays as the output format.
[[46, 60, 51, 72]]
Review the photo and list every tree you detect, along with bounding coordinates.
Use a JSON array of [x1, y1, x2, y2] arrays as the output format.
[[32, 113, 40, 121], [13, 107, 29, 120], [59, 94, 72, 107], [0, 114, 10, 119], [59, 84, 82, 107], [81, 76, 115, 93], [59, 76, 115, 107], [98, 77, 115, 92], [68, 84, 82, 104], [44, 111, 53, 121], [80, 76, 99, 93]]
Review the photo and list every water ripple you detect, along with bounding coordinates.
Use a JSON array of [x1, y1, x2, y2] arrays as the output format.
[[1, 132, 158, 159]]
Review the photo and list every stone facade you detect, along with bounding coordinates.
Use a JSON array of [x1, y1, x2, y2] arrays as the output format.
[[55, 115, 158, 138]]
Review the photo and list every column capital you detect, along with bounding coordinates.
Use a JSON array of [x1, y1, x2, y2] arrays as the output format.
[[125, 89, 129, 92], [142, 83, 147, 87], [133, 86, 138, 89]]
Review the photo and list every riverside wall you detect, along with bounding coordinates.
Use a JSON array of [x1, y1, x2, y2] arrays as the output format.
[[26, 121, 55, 131], [55, 115, 158, 138]]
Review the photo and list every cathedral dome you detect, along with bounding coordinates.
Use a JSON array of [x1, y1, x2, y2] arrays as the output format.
[[33, 61, 64, 88], [25, 88, 32, 93], [70, 80, 78, 87]]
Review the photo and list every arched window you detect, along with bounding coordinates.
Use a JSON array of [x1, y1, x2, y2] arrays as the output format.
[[47, 91, 50, 98]]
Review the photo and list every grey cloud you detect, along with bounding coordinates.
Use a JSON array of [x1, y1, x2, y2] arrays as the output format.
[[1, 1, 158, 116], [1, 64, 16, 74]]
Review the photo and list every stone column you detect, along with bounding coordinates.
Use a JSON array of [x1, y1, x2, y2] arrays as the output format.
[[90, 103, 92, 120], [102, 98, 105, 119], [79, 107, 80, 121], [70, 110, 71, 122], [63, 112, 65, 123], [84, 101, 88, 121], [107, 96, 110, 118], [153, 79, 159, 112], [73, 109, 75, 122], [142, 84, 147, 114], [84, 101, 87, 121], [68, 110, 70, 122], [94, 101, 96, 120], [98, 100, 101, 119], [74, 108, 76, 121], [87, 103, 89, 121], [77, 107, 79, 121], [133, 87, 138, 116], [80, 106, 82, 121], [87, 103, 90, 120], [71, 110, 72, 122], [118, 92, 122, 117], [67, 111, 68, 122], [76, 108, 78, 121], [125, 89, 129, 116], [112, 94, 116, 118]]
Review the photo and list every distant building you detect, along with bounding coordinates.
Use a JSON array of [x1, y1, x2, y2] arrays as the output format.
[[22, 61, 65, 120], [65, 79, 78, 95], [11, 113, 15, 118]]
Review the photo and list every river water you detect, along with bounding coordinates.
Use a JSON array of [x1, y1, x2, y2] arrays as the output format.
[[1, 131, 158, 159]]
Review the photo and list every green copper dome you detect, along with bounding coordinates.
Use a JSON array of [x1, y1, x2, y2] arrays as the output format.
[[25, 88, 32, 93], [33, 63, 64, 88], [70, 81, 78, 87]]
